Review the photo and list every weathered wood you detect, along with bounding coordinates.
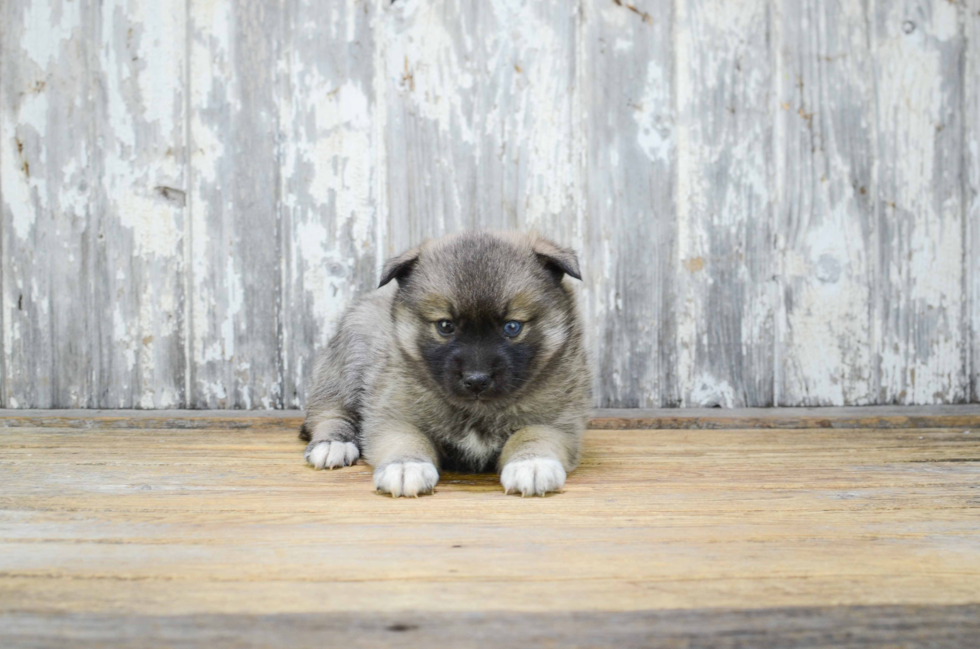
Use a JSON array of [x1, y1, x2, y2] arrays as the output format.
[[1, 0, 104, 408], [581, 0, 675, 408], [774, 0, 876, 406], [382, 0, 580, 253], [1, 421, 978, 647], [3, 405, 980, 430], [674, 0, 776, 407], [872, 1, 967, 404], [188, 0, 283, 408], [2, 1, 979, 410], [96, 1, 189, 408], [5, 605, 980, 649], [0, 0, 187, 409], [278, 0, 381, 408], [966, 0, 980, 404]]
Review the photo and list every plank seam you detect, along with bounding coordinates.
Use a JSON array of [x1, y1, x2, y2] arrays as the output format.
[[183, 0, 194, 409], [956, 3, 973, 402], [274, 0, 285, 411], [867, 0, 882, 404]]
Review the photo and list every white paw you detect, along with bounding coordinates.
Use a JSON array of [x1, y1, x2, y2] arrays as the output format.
[[304, 440, 359, 470], [500, 457, 566, 496], [373, 461, 439, 497]]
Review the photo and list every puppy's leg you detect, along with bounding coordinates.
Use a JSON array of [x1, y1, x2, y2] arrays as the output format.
[[498, 426, 579, 496], [364, 422, 440, 498], [302, 411, 360, 470]]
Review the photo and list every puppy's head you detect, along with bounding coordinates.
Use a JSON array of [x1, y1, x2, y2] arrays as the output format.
[[381, 231, 581, 405]]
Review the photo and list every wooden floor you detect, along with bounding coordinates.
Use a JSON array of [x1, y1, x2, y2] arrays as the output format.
[[2, 408, 979, 648]]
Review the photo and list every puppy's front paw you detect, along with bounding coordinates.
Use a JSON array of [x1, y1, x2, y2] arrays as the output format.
[[373, 461, 439, 497], [500, 457, 566, 496], [304, 440, 360, 470]]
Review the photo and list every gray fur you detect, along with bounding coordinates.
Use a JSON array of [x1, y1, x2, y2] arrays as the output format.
[[301, 231, 591, 496]]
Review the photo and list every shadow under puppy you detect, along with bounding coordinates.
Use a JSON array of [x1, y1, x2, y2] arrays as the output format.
[[300, 231, 591, 497]]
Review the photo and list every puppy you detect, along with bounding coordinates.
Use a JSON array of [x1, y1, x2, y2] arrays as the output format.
[[300, 231, 591, 497]]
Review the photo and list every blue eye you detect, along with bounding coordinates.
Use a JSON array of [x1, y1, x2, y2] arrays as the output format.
[[437, 320, 456, 336], [503, 321, 522, 337]]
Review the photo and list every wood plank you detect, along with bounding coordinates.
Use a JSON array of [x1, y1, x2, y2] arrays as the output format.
[[581, 0, 675, 408], [95, 0, 188, 408], [2, 406, 980, 430], [0, 423, 977, 626], [872, 0, 967, 404], [1, 0, 102, 408], [188, 0, 282, 408], [0, 1, 188, 408], [278, 0, 381, 409], [774, 0, 875, 406], [674, 0, 776, 407], [382, 0, 580, 253], [4, 605, 980, 649]]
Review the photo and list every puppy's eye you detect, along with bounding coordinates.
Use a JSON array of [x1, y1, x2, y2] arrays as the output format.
[[502, 321, 522, 337], [436, 320, 456, 336]]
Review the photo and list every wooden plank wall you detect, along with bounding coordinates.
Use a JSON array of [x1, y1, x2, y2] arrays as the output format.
[[0, 0, 976, 409]]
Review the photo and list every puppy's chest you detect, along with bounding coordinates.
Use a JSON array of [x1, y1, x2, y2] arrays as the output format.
[[434, 421, 510, 472]]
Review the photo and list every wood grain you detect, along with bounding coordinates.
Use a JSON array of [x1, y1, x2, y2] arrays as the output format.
[[382, 0, 580, 253], [582, 0, 675, 408], [774, 0, 876, 406], [1, 0, 189, 409], [278, 0, 381, 408], [188, 0, 283, 408], [5, 606, 980, 649], [674, 0, 776, 407], [872, 0, 967, 404], [0, 416, 978, 646], [2, 1, 978, 409], [1, 0, 95, 409]]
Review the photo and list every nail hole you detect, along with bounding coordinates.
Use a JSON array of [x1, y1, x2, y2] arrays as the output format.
[[387, 623, 418, 632]]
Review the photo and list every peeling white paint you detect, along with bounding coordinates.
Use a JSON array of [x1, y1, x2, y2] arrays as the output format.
[[633, 59, 672, 163], [874, 0, 965, 403], [1, 0, 975, 409], [2, 93, 48, 240], [20, 0, 79, 68]]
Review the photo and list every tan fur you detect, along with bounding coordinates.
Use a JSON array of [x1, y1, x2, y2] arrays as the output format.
[[301, 231, 591, 497]]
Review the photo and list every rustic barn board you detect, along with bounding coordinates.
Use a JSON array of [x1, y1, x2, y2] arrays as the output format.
[[278, 0, 381, 408], [382, 0, 580, 254], [188, 0, 282, 408], [967, 0, 980, 404], [872, 0, 967, 404], [1, 0, 99, 409], [95, 0, 188, 408], [6, 606, 980, 649], [581, 0, 675, 408], [2, 0, 979, 410], [674, 0, 776, 407], [1, 419, 979, 646], [774, 0, 876, 406], [0, 0, 187, 409]]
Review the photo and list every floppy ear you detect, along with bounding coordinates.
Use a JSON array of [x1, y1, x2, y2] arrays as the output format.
[[532, 238, 582, 281], [378, 246, 421, 287]]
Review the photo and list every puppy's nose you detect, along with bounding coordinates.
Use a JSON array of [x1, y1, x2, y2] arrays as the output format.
[[461, 371, 492, 395]]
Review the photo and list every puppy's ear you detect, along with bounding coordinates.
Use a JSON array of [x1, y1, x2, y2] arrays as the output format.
[[379, 246, 421, 287], [532, 238, 582, 281]]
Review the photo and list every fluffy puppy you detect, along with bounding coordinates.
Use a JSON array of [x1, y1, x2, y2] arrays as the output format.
[[300, 231, 591, 497]]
